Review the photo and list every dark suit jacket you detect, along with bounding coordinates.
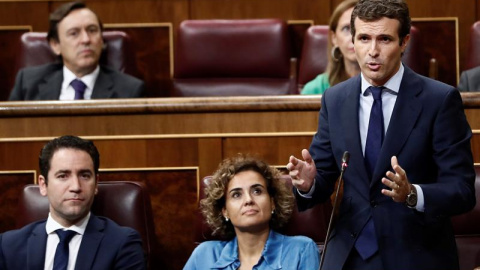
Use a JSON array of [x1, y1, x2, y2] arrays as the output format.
[[0, 215, 145, 269], [458, 66, 480, 92], [9, 63, 145, 100], [296, 66, 476, 270]]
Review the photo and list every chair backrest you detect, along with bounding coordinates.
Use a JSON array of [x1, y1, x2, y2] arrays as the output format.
[[465, 21, 480, 70], [194, 175, 332, 249], [451, 166, 480, 270], [15, 31, 138, 77], [173, 19, 296, 96], [16, 181, 157, 268], [297, 25, 329, 90], [297, 25, 423, 91]]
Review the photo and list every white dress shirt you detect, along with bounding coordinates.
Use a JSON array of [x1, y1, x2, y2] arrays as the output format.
[[300, 63, 425, 212], [44, 212, 91, 270], [59, 66, 99, 100]]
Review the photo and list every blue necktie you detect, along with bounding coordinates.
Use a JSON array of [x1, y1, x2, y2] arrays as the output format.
[[53, 230, 77, 270], [355, 86, 383, 260], [71, 79, 87, 100], [364, 86, 384, 177]]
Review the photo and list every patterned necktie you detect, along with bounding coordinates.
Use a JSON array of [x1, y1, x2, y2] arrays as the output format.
[[71, 79, 87, 100], [53, 229, 77, 270], [355, 86, 384, 260]]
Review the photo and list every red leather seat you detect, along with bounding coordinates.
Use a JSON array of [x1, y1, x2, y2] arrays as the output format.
[[194, 175, 332, 250], [297, 25, 423, 92], [15, 31, 139, 78], [452, 166, 480, 270], [16, 181, 158, 269], [465, 21, 480, 70], [173, 19, 296, 96]]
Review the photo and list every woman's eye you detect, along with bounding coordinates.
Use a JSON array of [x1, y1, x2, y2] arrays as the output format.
[[253, 188, 262, 195]]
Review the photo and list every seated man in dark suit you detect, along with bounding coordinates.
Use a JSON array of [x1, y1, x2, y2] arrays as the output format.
[[0, 135, 145, 269], [9, 1, 144, 101], [458, 66, 480, 92]]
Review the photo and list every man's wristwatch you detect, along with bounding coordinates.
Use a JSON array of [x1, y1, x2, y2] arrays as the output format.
[[405, 184, 417, 208]]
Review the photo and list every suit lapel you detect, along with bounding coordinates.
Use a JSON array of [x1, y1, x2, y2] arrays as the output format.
[[342, 77, 371, 188], [38, 70, 62, 100], [75, 215, 105, 269], [372, 66, 423, 186], [91, 68, 115, 99], [27, 222, 48, 270]]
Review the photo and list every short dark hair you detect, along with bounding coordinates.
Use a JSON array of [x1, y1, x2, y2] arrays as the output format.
[[39, 135, 100, 183], [351, 0, 411, 45], [47, 1, 103, 42]]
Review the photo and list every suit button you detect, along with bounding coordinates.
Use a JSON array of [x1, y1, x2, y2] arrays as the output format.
[[370, 200, 377, 207], [351, 232, 357, 238]]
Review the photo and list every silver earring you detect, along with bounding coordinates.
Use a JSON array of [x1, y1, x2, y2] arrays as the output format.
[[271, 209, 275, 214], [225, 217, 229, 222]]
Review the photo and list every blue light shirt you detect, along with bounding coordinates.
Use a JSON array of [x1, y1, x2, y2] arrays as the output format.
[[183, 230, 320, 270]]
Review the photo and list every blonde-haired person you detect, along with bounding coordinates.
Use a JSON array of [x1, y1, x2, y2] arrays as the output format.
[[184, 155, 319, 270], [302, 0, 360, 95]]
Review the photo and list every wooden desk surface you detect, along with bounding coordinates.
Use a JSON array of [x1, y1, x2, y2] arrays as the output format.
[[0, 94, 479, 270]]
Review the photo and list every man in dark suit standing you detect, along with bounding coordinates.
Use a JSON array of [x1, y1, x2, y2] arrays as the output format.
[[9, 1, 144, 101], [0, 135, 145, 269], [287, 0, 476, 269]]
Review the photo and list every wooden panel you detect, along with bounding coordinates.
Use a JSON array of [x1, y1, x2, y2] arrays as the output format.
[[104, 23, 173, 97], [0, 2, 49, 30], [0, 171, 36, 230], [0, 26, 31, 101], [412, 18, 458, 86], [223, 136, 314, 167], [190, 0, 331, 24], [407, 0, 477, 73]]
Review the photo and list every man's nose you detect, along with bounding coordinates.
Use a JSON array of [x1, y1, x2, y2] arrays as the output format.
[[69, 177, 81, 192], [368, 41, 379, 57], [79, 30, 91, 43]]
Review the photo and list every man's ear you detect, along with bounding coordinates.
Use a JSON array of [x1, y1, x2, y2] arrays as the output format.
[[39, 175, 48, 197], [49, 39, 61, 56], [401, 34, 411, 54]]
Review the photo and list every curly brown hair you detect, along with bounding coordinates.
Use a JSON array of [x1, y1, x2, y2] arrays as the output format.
[[200, 155, 294, 239]]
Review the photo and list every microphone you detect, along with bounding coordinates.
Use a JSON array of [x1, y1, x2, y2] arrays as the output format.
[[320, 151, 350, 270], [341, 151, 350, 172]]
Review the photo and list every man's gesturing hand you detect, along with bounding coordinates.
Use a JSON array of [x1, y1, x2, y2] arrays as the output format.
[[286, 149, 317, 193]]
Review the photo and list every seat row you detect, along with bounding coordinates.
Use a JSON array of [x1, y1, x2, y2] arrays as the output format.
[[14, 19, 425, 98], [14, 165, 480, 270]]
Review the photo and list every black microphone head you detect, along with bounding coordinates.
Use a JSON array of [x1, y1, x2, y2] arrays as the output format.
[[342, 151, 350, 164]]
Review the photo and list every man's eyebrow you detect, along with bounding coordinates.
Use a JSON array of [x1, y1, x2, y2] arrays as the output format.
[[54, 169, 71, 174]]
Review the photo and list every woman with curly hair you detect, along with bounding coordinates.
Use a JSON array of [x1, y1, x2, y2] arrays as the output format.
[[184, 155, 319, 270]]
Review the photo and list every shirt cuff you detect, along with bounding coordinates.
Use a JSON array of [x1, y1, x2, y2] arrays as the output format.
[[296, 178, 316, 198], [413, 184, 425, 212]]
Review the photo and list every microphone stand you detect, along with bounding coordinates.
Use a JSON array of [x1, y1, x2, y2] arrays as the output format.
[[319, 151, 350, 270]]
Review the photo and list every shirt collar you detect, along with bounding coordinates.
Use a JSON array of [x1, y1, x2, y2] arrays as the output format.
[[360, 63, 404, 95], [63, 65, 100, 90], [45, 212, 90, 236], [212, 230, 282, 269]]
